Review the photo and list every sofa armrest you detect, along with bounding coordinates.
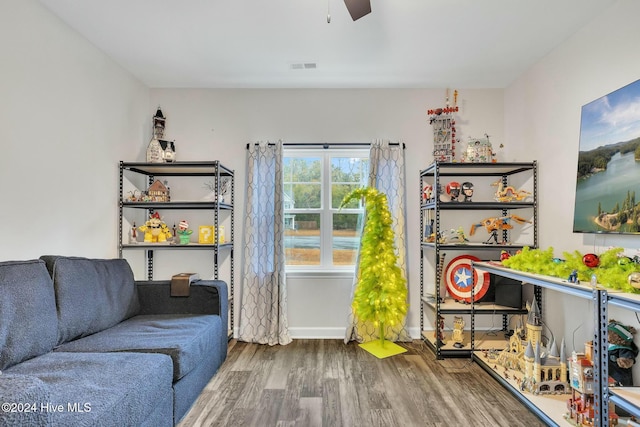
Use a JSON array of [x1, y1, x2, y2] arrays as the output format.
[[135, 279, 228, 319], [0, 374, 52, 426]]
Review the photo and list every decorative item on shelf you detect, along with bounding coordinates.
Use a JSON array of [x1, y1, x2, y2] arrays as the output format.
[[138, 212, 173, 243], [427, 89, 459, 162], [582, 253, 600, 268], [469, 214, 531, 244], [423, 218, 434, 242], [146, 107, 166, 163], [435, 315, 445, 346], [492, 301, 571, 396], [461, 134, 496, 163], [451, 316, 465, 348], [159, 140, 176, 162], [628, 272, 640, 289], [202, 178, 230, 203], [198, 226, 225, 244], [176, 220, 193, 245], [445, 181, 461, 202], [198, 225, 214, 244], [501, 246, 640, 293], [444, 254, 490, 303], [129, 222, 137, 244], [491, 180, 531, 202], [500, 250, 511, 261], [607, 320, 638, 386], [448, 227, 469, 244], [422, 183, 433, 203], [147, 180, 170, 202], [461, 181, 474, 202], [568, 269, 578, 283], [565, 343, 620, 425]]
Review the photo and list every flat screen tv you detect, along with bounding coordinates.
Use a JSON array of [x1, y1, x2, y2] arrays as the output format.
[[573, 78, 640, 234]]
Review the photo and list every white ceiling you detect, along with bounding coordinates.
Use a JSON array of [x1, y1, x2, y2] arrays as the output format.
[[37, 0, 616, 89]]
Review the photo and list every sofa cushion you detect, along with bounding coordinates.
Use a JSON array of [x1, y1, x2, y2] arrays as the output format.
[[0, 374, 52, 426], [0, 260, 58, 370], [5, 351, 173, 427], [40, 256, 140, 344], [54, 314, 223, 381]]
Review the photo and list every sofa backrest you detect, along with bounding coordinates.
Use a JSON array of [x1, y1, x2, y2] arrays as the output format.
[[0, 260, 59, 370], [40, 256, 141, 344]]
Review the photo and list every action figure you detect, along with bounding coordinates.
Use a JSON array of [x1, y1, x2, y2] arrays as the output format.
[[176, 220, 193, 245]]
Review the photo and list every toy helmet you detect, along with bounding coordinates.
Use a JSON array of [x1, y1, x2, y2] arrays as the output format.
[[446, 181, 461, 195]]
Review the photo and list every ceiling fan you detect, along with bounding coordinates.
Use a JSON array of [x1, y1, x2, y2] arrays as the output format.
[[344, 0, 372, 21]]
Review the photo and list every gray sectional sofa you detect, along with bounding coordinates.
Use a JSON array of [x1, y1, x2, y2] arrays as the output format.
[[0, 256, 228, 426]]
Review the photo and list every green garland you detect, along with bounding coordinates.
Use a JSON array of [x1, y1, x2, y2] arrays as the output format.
[[502, 246, 640, 293], [341, 187, 408, 343]]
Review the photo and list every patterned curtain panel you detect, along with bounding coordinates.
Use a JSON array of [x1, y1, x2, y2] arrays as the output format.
[[345, 139, 412, 343], [238, 141, 292, 345]]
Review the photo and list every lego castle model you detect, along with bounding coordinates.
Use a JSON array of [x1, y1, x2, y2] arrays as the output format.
[[495, 300, 570, 395]]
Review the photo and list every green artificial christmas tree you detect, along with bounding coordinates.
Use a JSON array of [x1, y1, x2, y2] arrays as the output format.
[[341, 187, 408, 355]]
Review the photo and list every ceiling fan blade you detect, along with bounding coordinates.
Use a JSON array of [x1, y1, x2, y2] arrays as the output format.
[[343, 0, 371, 21]]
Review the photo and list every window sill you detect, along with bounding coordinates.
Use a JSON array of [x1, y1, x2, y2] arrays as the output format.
[[285, 269, 355, 279]]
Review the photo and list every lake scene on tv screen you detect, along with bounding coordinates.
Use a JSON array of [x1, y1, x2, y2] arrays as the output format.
[[573, 78, 640, 234]]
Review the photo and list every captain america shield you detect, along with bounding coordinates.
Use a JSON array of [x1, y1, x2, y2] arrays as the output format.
[[445, 255, 490, 303]]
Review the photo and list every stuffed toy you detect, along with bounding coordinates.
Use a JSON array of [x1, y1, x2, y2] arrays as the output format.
[[608, 319, 639, 386]]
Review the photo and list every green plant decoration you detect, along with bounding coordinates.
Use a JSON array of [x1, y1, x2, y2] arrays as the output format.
[[502, 246, 640, 293], [340, 187, 408, 347]]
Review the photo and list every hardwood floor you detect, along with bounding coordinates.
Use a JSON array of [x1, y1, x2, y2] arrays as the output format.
[[178, 340, 546, 427]]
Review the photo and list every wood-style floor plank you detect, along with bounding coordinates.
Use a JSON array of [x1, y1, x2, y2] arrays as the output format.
[[178, 340, 546, 427]]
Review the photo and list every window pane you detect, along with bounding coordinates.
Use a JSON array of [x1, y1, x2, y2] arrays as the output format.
[[332, 183, 364, 209], [331, 157, 368, 208], [284, 214, 320, 265], [332, 213, 363, 265], [284, 157, 322, 209]]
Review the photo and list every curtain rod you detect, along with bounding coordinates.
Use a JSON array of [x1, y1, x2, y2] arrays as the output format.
[[246, 142, 405, 149]]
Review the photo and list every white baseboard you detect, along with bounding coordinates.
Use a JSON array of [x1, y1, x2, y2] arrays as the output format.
[[233, 327, 423, 340], [288, 327, 347, 339]]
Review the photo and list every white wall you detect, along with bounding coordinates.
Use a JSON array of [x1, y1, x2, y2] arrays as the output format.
[[149, 88, 505, 337], [505, 0, 640, 356], [0, 0, 149, 260]]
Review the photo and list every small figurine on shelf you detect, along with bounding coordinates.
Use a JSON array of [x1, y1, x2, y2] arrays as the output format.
[[138, 212, 173, 243], [446, 181, 461, 202], [435, 315, 445, 346], [608, 320, 638, 386], [461, 182, 474, 202], [176, 220, 193, 245], [568, 269, 578, 283], [449, 227, 469, 244], [422, 184, 433, 203], [452, 316, 465, 348], [491, 180, 531, 202], [129, 222, 137, 244], [469, 214, 532, 244]]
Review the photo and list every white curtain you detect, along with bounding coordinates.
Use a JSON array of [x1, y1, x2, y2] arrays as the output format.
[[345, 139, 411, 343], [238, 141, 292, 345]]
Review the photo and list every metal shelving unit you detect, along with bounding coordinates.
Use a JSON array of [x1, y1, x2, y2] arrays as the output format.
[[472, 261, 640, 426], [419, 161, 538, 358], [118, 161, 235, 338]]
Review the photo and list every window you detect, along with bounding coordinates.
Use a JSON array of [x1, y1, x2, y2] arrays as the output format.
[[283, 148, 369, 269]]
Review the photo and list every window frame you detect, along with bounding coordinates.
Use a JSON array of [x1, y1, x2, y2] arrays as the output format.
[[283, 147, 369, 272]]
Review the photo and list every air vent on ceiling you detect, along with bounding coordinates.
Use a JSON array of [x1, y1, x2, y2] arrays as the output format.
[[290, 63, 317, 70]]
